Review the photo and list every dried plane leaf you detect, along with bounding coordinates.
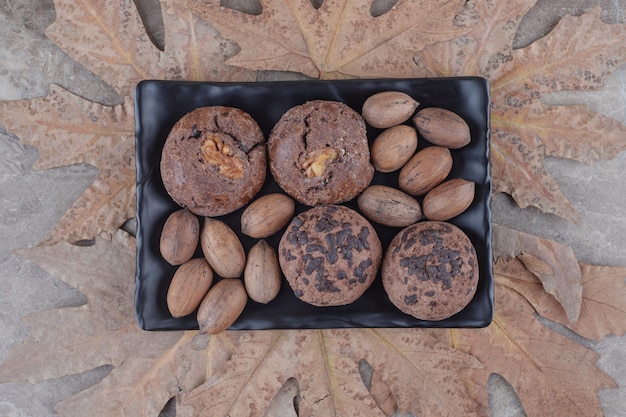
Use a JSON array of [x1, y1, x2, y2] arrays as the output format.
[[183, 330, 381, 417], [162, 0, 256, 82], [183, 329, 486, 417], [359, 359, 397, 417], [0, 230, 206, 416], [0, 85, 135, 244], [188, 0, 471, 79], [495, 257, 626, 341], [514, 1, 626, 48], [431, 283, 617, 417], [54, 331, 202, 417], [263, 377, 299, 417], [45, 0, 180, 99], [493, 224, 582, 322], [494, 8, 626, 101], [46, 0, 257, 91], [517, 252, 554, 276], [416, 4, 626, 222], [490, 100, 626, 223], [414, 0, 530, 80], [360, 329, 486, 416]]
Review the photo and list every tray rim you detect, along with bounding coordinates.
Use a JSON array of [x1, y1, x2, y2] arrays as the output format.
[[134, 76, 494, 331]]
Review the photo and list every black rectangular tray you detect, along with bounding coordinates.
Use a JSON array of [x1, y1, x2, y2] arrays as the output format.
[[134, 77, 493, 330]]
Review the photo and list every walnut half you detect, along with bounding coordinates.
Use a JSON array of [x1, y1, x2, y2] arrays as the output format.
[[201, 133, 244, 179], [301, 147, 339, 178]]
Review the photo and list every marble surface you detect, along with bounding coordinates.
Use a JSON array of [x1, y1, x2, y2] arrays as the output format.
[[1, 0, 625, 416]]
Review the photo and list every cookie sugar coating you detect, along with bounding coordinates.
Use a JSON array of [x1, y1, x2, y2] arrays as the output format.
[[268, 100, 374, 206], [382, 221, 478, 321], [160, 106, 266, 216], [279, 205, 382, 307]]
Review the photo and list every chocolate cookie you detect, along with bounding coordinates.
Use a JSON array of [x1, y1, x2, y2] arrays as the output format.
[[278, 205, 382, 307], [268, 100, 374, 206], [382, 221, 478, 320], [160, 106, 266, 216]]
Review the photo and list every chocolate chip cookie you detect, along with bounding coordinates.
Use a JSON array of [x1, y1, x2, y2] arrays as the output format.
[[382, 221, 478, 320], [278, 205, 382, 306], [160, 106, 266, 216], [268, 100, 374, 206]]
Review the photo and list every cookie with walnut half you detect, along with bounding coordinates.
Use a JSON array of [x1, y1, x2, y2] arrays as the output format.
[[279, 205, 382, 307], [160, 106, 266, 216], [382, 221, 479, 321], [268, 100, 374, 206]]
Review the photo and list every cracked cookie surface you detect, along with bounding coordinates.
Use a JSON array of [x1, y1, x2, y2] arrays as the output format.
[[279, 205, 382, 307], [160, 106, 266, 216], [268, 100, 374, 206]]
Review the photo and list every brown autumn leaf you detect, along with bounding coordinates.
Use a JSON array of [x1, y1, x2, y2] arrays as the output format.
[[46, 0, 254, 97], [45, 0, 179, 99], [358, 328, 487, 416], [495, 256, 626, 341], [182, 329, 486, 417], [431, 283, 617, 417], [358, 359, 397, 417], [45, 0, 256, 95], [0, 230, 206, 416], [161, 0, 256, 82], [0, 85, 135, 244], [414, 2, 626, 223], [262, 378, 300, 417], [492, 224, 582, 322], [187, 0, 472, 79]]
